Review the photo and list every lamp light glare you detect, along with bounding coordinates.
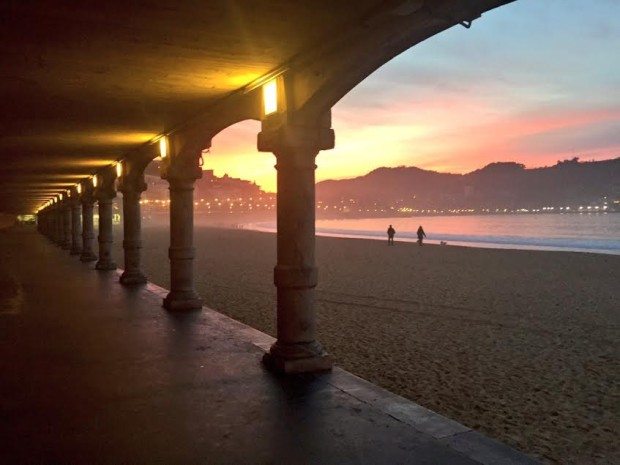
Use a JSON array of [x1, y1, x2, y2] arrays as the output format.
[[77, 184, 82, 194], [92, 175, 98, 188], [263, 79, 278, 116], [159, 137, 168, 159], [116, 162, 122, 177]]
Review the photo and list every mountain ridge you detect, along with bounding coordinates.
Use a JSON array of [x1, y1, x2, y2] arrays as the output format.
[[316, 157, 620, 210]]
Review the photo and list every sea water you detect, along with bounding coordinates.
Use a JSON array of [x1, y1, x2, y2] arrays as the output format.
[[247, 213, 620, 255]]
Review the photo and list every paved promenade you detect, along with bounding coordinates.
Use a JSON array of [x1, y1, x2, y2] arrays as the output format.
[[0, 226, 539, 464]]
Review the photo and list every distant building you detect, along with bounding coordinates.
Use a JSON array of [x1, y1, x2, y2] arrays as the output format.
[[196, 170, 262, 200], [143, 175, 168, 200]]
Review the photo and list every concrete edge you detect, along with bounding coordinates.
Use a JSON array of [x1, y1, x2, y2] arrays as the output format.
[[117, 269, 541, 465]]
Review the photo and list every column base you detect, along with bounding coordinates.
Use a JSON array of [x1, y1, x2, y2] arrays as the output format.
[[262, 341, 333, 374], [95, 260, 117, 271], [120, 270, 147, 285], [80, 252, 98, 262], [163, 291, 203, 312], [70, 247, 82, 256]]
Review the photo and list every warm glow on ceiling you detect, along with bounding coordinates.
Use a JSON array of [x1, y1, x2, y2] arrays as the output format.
[[228, 72, 263, 88]]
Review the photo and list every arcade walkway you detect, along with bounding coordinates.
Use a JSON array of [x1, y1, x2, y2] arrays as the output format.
[[0, 226, 538, 465]]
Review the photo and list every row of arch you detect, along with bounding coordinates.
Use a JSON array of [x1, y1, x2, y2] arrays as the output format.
[[35, 1, 510, 373]]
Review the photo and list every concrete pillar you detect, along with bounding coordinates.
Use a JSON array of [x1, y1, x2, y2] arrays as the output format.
[[94, 170, 117, 271], [69, 189, 82, 255], [160, 150, 203, 311], [257, 116, 335, 373], [61, 202, 71, 250], [57, 206, 64, 244], [37, 211, 44, 235], [53, 207, 63, 244], [47, 211, 53, 239], [118, 170, 147, 285], [80, 194, 98, 262]]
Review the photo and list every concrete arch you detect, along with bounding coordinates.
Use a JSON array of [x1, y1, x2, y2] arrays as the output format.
[[170, 91, 262, 159], [286, 0, 513, 119]]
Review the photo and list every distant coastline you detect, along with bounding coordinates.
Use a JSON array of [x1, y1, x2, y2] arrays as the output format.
[[243, 212, 620, 256]]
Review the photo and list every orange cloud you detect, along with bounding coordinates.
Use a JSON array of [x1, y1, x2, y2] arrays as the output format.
[[203, 95, 619, 192]]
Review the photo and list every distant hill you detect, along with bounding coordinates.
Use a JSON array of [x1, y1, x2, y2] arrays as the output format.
[[316, 158, 620, 210]]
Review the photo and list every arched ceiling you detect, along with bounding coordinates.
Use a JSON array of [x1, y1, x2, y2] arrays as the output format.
[[0, 0, 511, 214]]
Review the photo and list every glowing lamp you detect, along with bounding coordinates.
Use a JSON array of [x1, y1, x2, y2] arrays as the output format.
[[159, 137, 168, 159], [116, 162, 123, 177], [77, 184, 82, 194], [92, 175, 98, 188], [262, 79, 278, 116]]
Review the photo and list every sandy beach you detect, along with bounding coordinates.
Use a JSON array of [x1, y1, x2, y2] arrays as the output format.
[[114, 226, 619, 464]]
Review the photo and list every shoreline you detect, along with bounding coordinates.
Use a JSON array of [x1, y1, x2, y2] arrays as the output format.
[[242, 222, 620, 256]]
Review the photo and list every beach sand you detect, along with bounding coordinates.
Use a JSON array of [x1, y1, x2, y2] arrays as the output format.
[[114, 226, 619, 464]]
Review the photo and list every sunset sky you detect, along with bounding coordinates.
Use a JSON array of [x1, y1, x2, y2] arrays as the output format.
[[207, 0, 620, 192]]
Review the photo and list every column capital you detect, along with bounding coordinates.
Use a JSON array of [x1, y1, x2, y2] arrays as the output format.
[[94, 169, 117, 201], [69, 186, 81, 207], [118, 156, 151, 194], [80, 182, 96, 205], [160, 150, 203, 184], [257, 124, 334, 154], [118, 173, 147, 195], [258, 110, 334, 154]]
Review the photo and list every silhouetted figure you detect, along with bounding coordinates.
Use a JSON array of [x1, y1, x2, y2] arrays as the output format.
[[387, 225, 395, 245], [417, 225, 426, 246]]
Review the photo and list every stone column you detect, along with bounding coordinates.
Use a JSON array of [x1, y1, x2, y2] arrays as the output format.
[[118, 171, 148, 285], [37, 211, 44, 235], [53, 206, 62, 244], [257, 117, 335, 373], [69, 189, 82, 255], [94, 170, 117, 270], [57, 206, 64, 245], [80, 185, 98, 262], [160, 150, 203, 311], [61, 201, 71, 250]]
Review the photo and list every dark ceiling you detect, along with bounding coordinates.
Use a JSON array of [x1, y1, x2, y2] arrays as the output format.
[[0, 0, 379, 213]]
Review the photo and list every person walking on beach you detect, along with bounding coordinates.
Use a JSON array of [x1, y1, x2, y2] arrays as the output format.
[[387, 225, 395, 245], [417, 225, 426, 246]]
